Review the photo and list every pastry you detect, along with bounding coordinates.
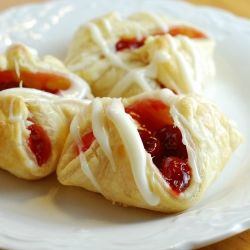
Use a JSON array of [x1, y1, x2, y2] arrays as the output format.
[[57, 89, 242, 213], [0, 88, 90, 180], [65, 11, 215, 98], [0, 44, 92, 99]]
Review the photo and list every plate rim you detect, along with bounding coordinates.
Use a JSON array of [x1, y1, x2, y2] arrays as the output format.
[[0, 0, 250, 249]]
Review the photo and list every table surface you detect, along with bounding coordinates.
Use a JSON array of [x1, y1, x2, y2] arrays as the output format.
[[0, 0, 250, 249]]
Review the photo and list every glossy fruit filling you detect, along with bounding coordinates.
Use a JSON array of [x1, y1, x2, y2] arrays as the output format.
[[116, 37, 145, 51], [81, 131, 96, 152], [168, 26, 206, 38], [116, 26, 206, 51], [76, 131, 96, 155], [125, 99, 191, 194], [27, 118, 52, 166], [0, 70, 71, 94]]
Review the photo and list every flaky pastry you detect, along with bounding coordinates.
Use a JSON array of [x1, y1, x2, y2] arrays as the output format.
[[0, 44, 92, 99], [57, 89, 242, 213], [65, 11, 215, 98], [0, 88, 90, 180]]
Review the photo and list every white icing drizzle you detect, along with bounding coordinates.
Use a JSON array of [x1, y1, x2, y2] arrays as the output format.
[[146, 12, 168, 32], [91, 98, 116, 171], [196, 118, 217, 150], [169, 105, 201, 183], [181, 36, 201, 83], [8, 97, 23, 122], [159, 89, 202, 182], [8, 44, 90, 99], [0, 88, 91, 108], [108, 49, 174, 97], [108, 69, 151, 97], [144, 50, 170, 78], [133, 23, 145, 41], [24, 159, 36, 171], [159, 89, 222, 183], [57, 72, 91, 99], [166, 34, 200, 94], [14, 59, 21, 79], [105, 99, 160, 206], [3, 87, 89, 124], [70, 113, 101, 192], [87, 22, 128, 70], [188, 97, 217, 150], [101, 17, 113, 35], [84, 14, 205, 97], [19, 80, 23, 88]]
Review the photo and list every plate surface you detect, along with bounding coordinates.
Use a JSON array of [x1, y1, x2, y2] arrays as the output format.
[[0, 0, 250, 249]]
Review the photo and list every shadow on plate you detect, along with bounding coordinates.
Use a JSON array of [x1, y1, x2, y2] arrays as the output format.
[[0, 169, 170, 226]]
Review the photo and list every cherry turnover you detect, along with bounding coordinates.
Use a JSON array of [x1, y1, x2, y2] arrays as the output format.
[[80, 99, 192, 194]]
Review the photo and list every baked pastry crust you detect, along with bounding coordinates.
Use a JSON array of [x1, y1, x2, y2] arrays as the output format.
[[0, 44, 92, 99], [65, 12, 215, 98], [57, 89, 242, 212], [0, 88, 89, 180]]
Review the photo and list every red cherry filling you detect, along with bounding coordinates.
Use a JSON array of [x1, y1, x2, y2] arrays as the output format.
[[168, 26, 206, 39], [27, 118, 52, 166], [81, 131, 96, 152], [139, 129, 165, 166], [75, 131, 96, 155], [0, 71, 20, 91], [125, 99, 191, 193], [160, 157, 191, 194], [126, 99, 173, 131], [115, 26, 206, 51], [155, 124, 188, 160], [116, 38, 145, 51], [0, 70, 71, 94]]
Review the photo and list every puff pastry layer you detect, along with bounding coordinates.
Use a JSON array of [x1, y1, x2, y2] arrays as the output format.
[[57, 89, 242, 212], [0, 88, 90, 180], [65, 12, 215, 98], [0, 44, 92, 99]]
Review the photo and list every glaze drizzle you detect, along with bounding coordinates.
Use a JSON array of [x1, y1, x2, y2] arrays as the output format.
[[66, 12, 214, 96]]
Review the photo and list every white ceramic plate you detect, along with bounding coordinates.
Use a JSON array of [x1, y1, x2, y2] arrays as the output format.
[[0, 0, 250, 249]]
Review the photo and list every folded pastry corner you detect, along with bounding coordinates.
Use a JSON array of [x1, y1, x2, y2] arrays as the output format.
[[57, 89, 242, 213], [0, 43, 92, 99], [0, 88, 89, 180], [65, 11, 215, 98]]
